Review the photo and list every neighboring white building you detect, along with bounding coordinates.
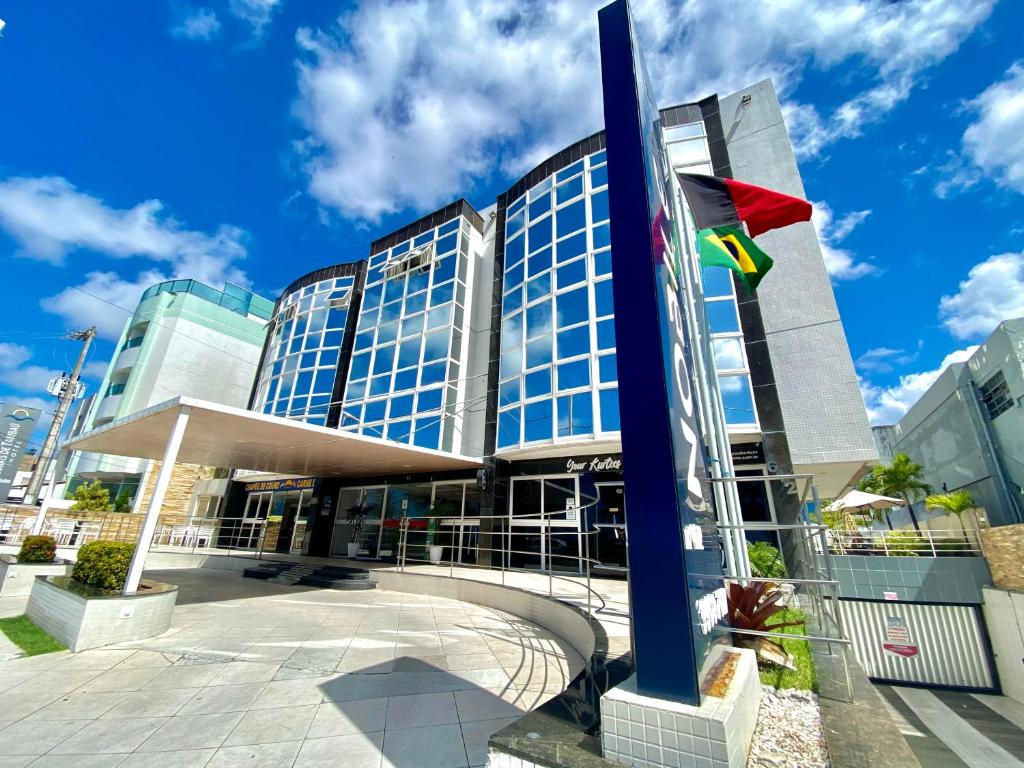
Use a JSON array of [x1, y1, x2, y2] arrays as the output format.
[[63, 280, 273, 513]]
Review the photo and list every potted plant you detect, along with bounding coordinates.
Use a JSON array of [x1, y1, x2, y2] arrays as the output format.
[[426, 499, 457, 565], [345, 503, 374, 559]]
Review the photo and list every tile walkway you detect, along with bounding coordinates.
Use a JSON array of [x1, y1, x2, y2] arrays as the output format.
[[0, 569, 585, 767]]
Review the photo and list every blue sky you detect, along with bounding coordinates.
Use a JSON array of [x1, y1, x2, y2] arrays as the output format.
[[1, 0, 1023, 451]]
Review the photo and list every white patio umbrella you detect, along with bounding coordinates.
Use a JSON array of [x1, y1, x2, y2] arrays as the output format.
[[825, 489, 903, 513]]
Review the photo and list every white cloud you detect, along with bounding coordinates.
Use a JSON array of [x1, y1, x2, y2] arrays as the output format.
[[293, 0, 995, 220], [961, 61, 1024, 194], [171, 6, 222, 41], [0, 343, 62, 393], [855, 346, 919, 375], [810, 200, 874, 280], [229, 0, 283, 37], [939, 252, 1024, 340], [81, 360, 110, 382], [0, 174, 252, 340], [860, 346, 977, 425]]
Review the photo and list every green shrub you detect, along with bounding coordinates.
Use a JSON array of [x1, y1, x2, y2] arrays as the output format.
[[113, 489, 133, 514], [884, 530, 924, 556], [70, 480, 112, 512], [72, 541, 135, 591], [17, 535, 57, 563], [748, 541, 786, 578]]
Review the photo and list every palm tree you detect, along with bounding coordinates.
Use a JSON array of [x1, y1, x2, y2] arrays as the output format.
[[859, 453, 932, 532], [856, 466, 895, 530], [926, 490, 975, 544]]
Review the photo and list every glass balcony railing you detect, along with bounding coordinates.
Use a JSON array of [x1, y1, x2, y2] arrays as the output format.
[[139, 279, 273, 321], [105, 382, 126, 398], [120, 335, 144, 352]]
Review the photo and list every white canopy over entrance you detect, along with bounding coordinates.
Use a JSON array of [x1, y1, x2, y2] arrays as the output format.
[[64, 396, 483, 478], [62, 397, 482, 594]]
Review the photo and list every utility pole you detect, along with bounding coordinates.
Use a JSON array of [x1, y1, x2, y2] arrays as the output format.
[[23, 327, 96, 506]]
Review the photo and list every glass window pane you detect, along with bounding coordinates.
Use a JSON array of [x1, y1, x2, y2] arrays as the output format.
[[400, 314, 424, 338], [526, 336, 552, 369], [384, 278, 405, 303], [525, 367, 551, 399], [721, 375, 756, 424], [556, 258, 587, 289], [526, 299, 553, 339], [387, 419, 412, 443], [528, 246, 551, 277], [701, 267, 734, 298], [556, 199, 586, 239], [528, 216, 552, 253], [370, 374, 391, 396], [593, 250, 612, 277], [556, 175, 583, 205], [596, 318, 616, 350], [706, 300, 740, 333], [501, 312, 523, 352], [590, 164, 608, 188], [529, 194, 551, 222], [502, 287, 523, 316], [397, 338, 420, 368], [390, 394, 413, 419], [436, 232, 457, 255], [427, 304, 451, 329], [527, 272, 551, 303], [556, 159, 584, 182], [600, 388, 620, 431], [377, 320, 399, 344], [433, 256, 456, 284], [349, 352, 370, 380], [500, 348, 522, 379], [664, 122, 704, 141], [420, 361, 446, 386], [405, 290, 427, 315], [505, 232, 525, 267], [313, 369, 335, 394], [430, 281, 454, 307], [364, 399, 387, 423], [590, 189, 609, 224], [594, 279, 614, 317], [556, 287, 588, 329], [713, 338, 745, 371], [524, 400, 553, 442], [505, 208, 525, 238], [413, 417, 441, 449], [499, 378, 520, 407], [598, 353, 617, 383], [506, 261, 525, 290], [394, 368, 417, 391], [558, 392, 593, 437], [557, 359, 590, 391], [423, 330, 449, 362], [668, 139, 708, 166], [593, 223, 610, 250], [417, 387, 443, 412], [556, 231, 587, 263], [498, 408, 521, 448], [557, 325, 590, 359]]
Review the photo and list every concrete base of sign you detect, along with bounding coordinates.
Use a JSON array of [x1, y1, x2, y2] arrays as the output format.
[[601, 646, 761, 768]]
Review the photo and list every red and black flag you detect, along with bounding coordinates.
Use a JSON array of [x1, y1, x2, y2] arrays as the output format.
[[676, 173, 812, 238]]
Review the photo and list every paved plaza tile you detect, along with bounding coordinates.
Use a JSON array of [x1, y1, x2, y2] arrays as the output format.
[[0, 569, 584, 767]]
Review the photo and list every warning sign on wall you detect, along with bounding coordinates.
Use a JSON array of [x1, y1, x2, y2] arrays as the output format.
[[883, 616, 918, 657]]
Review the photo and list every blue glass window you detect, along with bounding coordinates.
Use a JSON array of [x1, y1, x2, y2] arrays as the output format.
[[499, 349, 522, 379], [499, 378, 520, 407], [600, 388, 620, 432], [300, 351, 317, 369], [438, 218, 459, 235], [413, 418, 440, 449], [384, 278, 405, 303], [430, 281, 454, 307], [381, 300, 402, 323], [557, 325, 590, 359], [526, 336, 552, 369], [405, 291, 427, 315], [529, 194, 551, 222], [387, 419, 412, 443], [417, 388, 443, 412], [590, 189, 610, 224], [501, 312, 523, 352], [706, 300, 740, 333], [526, 300, 552, 339], [702, 267, 734, 298], [394, 369, 417, 391], [590, 164, 608, 188], [389, 394, 413, 419], [506, 209, 525, 238], [558, 392, 593, 437], [721, 375, 756, 424], [397, 338, 420, 368], [420, 361, 446, 386], [427, 304, 450, 329], [593, 250, 612, 277], [363, 284, 383, 309], [498, 408, 521, 448], [313, 369, 335, 393], [556, 175, 583, 205], [349, 353, 370, 380], [401, 314, 424, 338], [528, 246, 551, 277], [527, 272, 551, 303], [524, 401, 553, 442], [423, 330, 449, 362], [528, 217, 552, 253], [594, 279, 614, 317], [556, 258, 587, 289], [556, 200, 586, 238], [598, 354, 617, 383], [502, 287, 523, 316], [557, 359, 590, 391], [556, 160, 584, 182], [597, 318, 616, 350], [407, 269, 429, 296], [294, 371, 313, 397], [505, 233, 525, 267], [346, 379, 366, 400], [556, 231, 587, 264], [372, 345, 395, 374], [433, 256, 456, 284], [436, 233, 457, 255], [364, 399, 387, 423], [525, 367, 551, 399], [593, 223, 611, 250], [369, 374, 391, 396], [319, 349, 339, 369], [324, 330, 343, 348], [556, 287, 588, 329]]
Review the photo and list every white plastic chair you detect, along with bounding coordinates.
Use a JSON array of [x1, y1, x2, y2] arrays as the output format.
[[75, 521, 102, 544], [46, 519, 77, 545]]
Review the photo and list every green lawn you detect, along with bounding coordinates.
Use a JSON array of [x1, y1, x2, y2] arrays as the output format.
[[758, 607, 817, 692], [0, 615, 66, 656]]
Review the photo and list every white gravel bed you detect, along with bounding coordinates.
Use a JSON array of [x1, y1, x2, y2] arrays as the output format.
[[747, 685, 831, 768]]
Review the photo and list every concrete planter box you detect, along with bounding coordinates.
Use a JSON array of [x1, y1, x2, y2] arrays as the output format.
[[26, 576, 177, 652], [0, 555, 73, 597]]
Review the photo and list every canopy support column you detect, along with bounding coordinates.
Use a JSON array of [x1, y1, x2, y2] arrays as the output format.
[[123, 406, 190, 594]]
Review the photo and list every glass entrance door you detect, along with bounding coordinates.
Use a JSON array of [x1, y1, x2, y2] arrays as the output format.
[[509, 476, 581, 572], [593, 482, 628, 571], [240, 492, 272, 549]]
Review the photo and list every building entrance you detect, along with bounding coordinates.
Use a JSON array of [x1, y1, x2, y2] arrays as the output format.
[[508, 475, 582, 572], [592, 481, 627, 572]]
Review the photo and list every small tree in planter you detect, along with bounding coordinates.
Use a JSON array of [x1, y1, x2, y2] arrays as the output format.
[[345, 503, 375, 559], [70, 481, 112, 512], [72, 541, 135, 591], [112, 489, 133, 514], [425, 499, 458, 564], [18, 535, 57, 564]]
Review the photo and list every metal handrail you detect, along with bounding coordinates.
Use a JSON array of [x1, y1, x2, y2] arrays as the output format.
[[826, 528, 981, 556]]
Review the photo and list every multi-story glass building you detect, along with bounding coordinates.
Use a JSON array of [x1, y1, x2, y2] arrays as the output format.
[[222, 80, 876, 570]]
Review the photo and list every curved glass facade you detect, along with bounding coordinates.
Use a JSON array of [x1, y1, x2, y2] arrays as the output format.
[[253, 275, 355, 425], [497, 149, 619, 450], [341, 214, 475, 452]]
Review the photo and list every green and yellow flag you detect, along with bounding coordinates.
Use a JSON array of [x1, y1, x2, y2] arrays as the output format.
[[697, 226, 773, 292]]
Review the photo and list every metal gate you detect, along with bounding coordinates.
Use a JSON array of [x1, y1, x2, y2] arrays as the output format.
[[838, 598, 997, 691]]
